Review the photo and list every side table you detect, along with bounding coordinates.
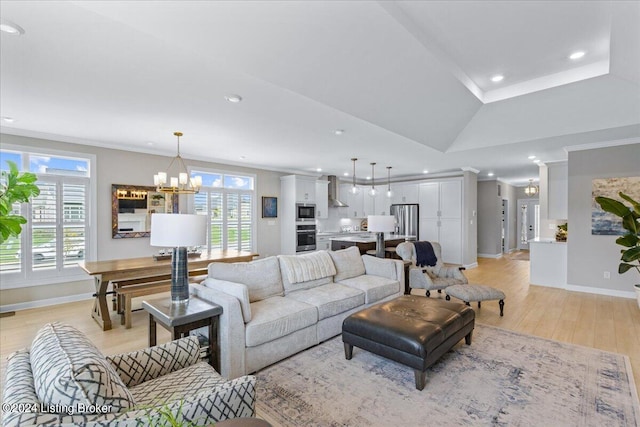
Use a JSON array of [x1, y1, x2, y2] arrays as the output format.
[[142, 296, 222, 372]]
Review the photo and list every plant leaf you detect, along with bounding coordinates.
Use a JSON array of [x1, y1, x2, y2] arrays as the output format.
[[619, 192, 640, 216], [618, 263, 636, 274], [616, 234, 638, 247], [621, 246, 640, 263], [595, 196, 631, 217]]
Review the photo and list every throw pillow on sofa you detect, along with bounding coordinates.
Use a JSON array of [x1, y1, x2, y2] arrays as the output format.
[[30, 322, 135, 413], [328, 246, 366, 281]]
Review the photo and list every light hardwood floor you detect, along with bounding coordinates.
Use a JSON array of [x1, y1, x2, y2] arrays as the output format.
[[1, 254, 639, 393]]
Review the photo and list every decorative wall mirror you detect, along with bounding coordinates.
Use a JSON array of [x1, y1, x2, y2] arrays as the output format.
[[111, 184, 178, 238]]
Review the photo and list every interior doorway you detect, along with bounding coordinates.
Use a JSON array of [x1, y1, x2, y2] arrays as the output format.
[[502, 200, 509, 253], [517, 199, 539, 250]]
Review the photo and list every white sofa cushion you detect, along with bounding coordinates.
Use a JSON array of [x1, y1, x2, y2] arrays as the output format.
[[286, 283, 365, 320], [278, 251, 336, 284], [208, 256, 284, 302], [337, 275, 400, 304], [30, 322, 135, 413], [328, 246, 366, 281], [245, 296, 318, 347]]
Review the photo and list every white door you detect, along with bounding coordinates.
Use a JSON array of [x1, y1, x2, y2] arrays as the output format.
[[502, 200, 509, 253], [517, 199, 539, 250]]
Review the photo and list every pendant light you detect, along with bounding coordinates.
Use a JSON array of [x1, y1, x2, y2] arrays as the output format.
[[524, 179, 539, 197], [350, 158, 360, 195], [154, 132, 202, 194], [369, 162, 378, 197], [385, 166, 393, 198]]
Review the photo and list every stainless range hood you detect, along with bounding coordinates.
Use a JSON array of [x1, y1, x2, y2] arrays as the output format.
[[327, 175, 348, 208]]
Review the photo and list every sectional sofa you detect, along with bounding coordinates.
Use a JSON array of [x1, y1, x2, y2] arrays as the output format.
[[190, 246, 404, 380]]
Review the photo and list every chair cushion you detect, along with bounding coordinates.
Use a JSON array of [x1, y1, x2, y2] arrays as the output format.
[[30, 322, 135, 413], [337, 274, 400, 304], [208, 256, 284, 302], [286, 283, 365, 320], [245, 296, 317, 347], [328, 246, 366, 281]]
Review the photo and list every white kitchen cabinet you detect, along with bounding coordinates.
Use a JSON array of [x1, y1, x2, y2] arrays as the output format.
[[391, 183, 420, 205], [363, 188, 391, 216], [316, 236, 331, 251], [295, 177, 316, 203], [418, 179, 463, 264], [340, 183, 364, 218], [315, 180, 329, 219]]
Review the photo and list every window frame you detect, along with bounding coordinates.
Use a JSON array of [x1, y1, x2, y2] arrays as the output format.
[[188, 167, 257, 253], [0, 144, 97, 289]]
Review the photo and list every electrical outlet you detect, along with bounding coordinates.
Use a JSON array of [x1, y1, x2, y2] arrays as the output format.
[[604, 271, 610, 279]]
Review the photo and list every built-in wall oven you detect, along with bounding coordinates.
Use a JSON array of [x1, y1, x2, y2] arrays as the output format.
[[296, 203, 316, 221], [296, 224, 316, 252]]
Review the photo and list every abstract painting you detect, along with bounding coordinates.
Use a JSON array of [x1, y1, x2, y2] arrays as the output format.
[[592, 176, 640, 235]]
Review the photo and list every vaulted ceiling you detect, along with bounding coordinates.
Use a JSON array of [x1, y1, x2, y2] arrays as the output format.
[[1, 1, 639, 185]]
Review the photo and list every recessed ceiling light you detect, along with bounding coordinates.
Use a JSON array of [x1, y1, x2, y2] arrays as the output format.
[[488, 172, 494, 177], [334, 129, 345, 135], [239, 155, 246, 160], [146, 141, 154, 146], [528, 155, 536, 160], [316, 168, 322, 172], [0, 20, 25, 35], [490, 75, 504, 83], [533, 159, 541, 163], [343, 172, 349, 176], [1, 116, 15, 123], [569, 51, 585, 60], [366, 176, 371, 180], [423, 170, 429, 174], [224, 94, 242, 103]]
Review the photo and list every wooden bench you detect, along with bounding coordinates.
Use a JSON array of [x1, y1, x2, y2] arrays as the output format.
[[115, 280, 171, 329], [114, 274, 209, 329]]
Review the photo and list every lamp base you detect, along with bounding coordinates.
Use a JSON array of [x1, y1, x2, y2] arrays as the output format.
[[376, 232, 386, 258], [171, 247, 190, 304]]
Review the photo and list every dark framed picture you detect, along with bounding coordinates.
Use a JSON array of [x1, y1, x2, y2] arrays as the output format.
[[262, 196, 278, 218]]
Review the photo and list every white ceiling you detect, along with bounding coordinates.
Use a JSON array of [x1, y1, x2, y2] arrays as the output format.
[[1, 1, 639, 186]]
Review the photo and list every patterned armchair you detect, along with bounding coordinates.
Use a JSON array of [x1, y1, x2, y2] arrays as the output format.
[[2, 322, 256, 426], [396, 241, 468, 298]]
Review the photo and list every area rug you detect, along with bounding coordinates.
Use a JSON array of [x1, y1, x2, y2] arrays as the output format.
[[255, 325, 640, 426]]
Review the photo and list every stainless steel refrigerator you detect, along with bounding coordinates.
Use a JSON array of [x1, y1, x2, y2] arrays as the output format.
[[390, 204, 419, 238]]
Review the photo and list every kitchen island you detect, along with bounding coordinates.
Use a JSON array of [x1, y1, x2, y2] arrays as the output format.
[[529, 238, 567, 288], [330, 234, 416, 255]]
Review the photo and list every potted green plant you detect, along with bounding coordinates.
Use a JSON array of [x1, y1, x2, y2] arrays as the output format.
[[0, 160, 40, 244], [595, 192, 640, 308]]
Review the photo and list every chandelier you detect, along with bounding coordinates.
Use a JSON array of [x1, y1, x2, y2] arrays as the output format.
[[369, 162, 378, 197], [350, 158, 360, 195], [385, 166, 393, 198], [154, 132, 202, 195], [524, 179, 539, 197]]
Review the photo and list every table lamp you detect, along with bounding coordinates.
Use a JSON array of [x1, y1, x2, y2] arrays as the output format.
[[150, 213, 207, 304], [368, 215, 396, 258]]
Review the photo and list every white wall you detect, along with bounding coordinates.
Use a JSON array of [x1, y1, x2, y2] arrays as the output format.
[[566, 142, 640, 295], [0, 133, 285, 307], [477, 181, 502, 256]]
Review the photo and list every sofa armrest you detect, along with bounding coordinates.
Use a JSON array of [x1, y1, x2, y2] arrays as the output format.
[[362, 255, 403, 282], [191, 283, 247, 379], [106, 336, 200, 388], [201, 278, 251, 322]]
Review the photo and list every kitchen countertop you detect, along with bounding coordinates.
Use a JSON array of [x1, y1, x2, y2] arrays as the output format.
[[329, 234, 416, 243], [529, 238, 566, 244]]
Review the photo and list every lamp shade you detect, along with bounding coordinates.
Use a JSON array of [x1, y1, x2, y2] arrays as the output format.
[[368, 215, 395, 233], [150, 214, 207, 247]]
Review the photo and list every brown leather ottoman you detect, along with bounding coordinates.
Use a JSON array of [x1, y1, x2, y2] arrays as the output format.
[[342, 295, 475, 390]]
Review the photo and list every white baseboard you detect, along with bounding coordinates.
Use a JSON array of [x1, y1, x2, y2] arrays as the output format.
[[464, 262, 478, 270], [478, 253, 502, 259], [0, 292, 94, 313], [564, 284, 636, 300]]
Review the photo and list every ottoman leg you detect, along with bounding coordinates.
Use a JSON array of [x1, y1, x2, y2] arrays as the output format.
[[445, 295, 450, 301], [478, 301, 481, 308], [465, 301, 470, 306], [499, 300, 504, 317], [426, 290, 431, 297], [465, 330, 473, 345], [344, 342, 353, 360], [414, 370, 426, 391]]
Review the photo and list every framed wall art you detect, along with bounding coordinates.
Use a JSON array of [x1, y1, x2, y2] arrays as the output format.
[[262, 196, 278, 218], [592, 176, 640, 235]]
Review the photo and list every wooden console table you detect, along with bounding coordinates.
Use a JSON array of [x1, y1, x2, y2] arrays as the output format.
[[79, 250, 257, 331]]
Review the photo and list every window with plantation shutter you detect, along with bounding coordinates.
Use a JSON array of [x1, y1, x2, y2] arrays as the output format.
[[191, 170, 255, 253], [0, 147, 94, 288]]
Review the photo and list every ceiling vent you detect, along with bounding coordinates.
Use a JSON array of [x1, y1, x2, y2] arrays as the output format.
[[327, 175, 348, 208]]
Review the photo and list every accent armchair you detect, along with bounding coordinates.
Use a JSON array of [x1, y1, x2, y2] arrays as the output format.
[[2, 322, 256, 426], [396, 241, 468, 298]]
